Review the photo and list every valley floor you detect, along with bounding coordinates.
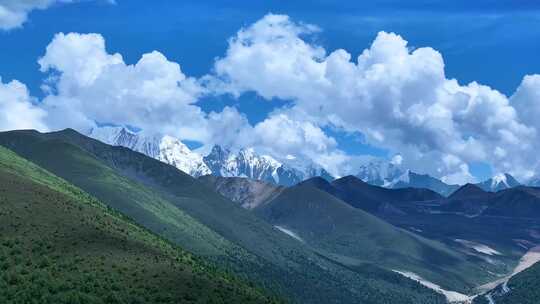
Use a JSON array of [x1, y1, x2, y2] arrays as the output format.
[[477, 245, 540, 293]]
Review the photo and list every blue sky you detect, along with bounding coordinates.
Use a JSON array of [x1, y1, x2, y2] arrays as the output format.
[[1, 0, 540, 181]]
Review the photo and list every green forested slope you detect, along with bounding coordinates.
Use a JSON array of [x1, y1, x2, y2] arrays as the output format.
[[0, 145, 277, 304], [0, 129, 447, 304]]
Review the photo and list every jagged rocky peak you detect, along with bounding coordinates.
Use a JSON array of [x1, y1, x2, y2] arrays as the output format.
[[204, 145, 294, 185], [87, 126, 334, 186], [354, 157, 460, 196], [86, 126, 210, 177], [355, 157, 405, 186]]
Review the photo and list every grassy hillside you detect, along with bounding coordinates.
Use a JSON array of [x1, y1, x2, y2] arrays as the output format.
[[312, 176, 532, 283], [0, 129, 447, 304], [320, 176, 443, 214], [256, 182, 499, 293], [0, 145, 277, 304]]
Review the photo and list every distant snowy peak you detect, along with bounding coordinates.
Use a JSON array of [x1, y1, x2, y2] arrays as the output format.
[[356, 160, 459, 196], [204, 145, 282, 181], [386, 169, 411, 188], [477, 173, 520, 192], [203, 145, 330, 186], [356, 159, 405, 187], [157, 135, 211, 177], [87, 126, 211, 177], [88, 127, 334, 186]]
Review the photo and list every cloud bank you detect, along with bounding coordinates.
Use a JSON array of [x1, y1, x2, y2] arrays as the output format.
[[211, 14, 540, 182], [1, 13, 540, 183]]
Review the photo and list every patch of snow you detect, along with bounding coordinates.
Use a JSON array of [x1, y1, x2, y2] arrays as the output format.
[[491, 173, 509, 190], [393, 270, 472, 303], [274, 225, 303, 242], [455, 239, 502, 256]]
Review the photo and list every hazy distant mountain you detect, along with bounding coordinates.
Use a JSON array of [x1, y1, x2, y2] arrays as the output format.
[[356, 160, 459, 196], [392, 171, 460, 197], [355, 159, 404, 187], [527, 174, 540, 187], [476, 173, 520, 192]]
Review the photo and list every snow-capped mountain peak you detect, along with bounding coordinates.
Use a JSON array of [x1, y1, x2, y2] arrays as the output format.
[[491, 173, 510, 189], [204, 145, 287, 183], [157, 135, 211, 177], [87, 127, 334, 186], [477, 173, 520, 192], [87, 126, 210, 177], [386, 169, 411, 188], [355, 159, 460, 196], [356, 159, 405, 187]]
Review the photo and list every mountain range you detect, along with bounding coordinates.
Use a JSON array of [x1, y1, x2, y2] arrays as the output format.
[[2, 128, 540, 303], [201, 174, 540, 302], [356, 159, 524, 196], [88, 126, 529, 195], [87, 126, 333, 186], [0, 142, 276, 303], [0, 128, 453, 304]]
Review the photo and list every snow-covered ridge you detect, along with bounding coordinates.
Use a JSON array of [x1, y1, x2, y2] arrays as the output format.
[[477, 173, 520, 192], [356, 159, 405, 187], [87, 126, 211, 177], [492, 174, 510, 189], [86, 126, 333, 186]]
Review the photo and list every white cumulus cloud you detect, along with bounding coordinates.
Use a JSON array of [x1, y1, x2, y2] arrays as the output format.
[[38, 32, 209, 141], [211, 13, 540, 183], [3, 14, 540, 183], [0, 77, 48, 131]]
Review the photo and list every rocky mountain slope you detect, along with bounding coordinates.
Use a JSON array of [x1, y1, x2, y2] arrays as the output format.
[[199, 175, 284, 209]]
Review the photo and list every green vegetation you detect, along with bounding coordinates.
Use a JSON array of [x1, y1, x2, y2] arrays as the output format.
[[0, 145, 278, 303], [0, 129, 448, 303], [256, 183, 499, 293], [474, 261, 540, 304]]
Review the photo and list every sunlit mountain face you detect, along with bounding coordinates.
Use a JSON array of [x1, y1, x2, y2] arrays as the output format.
[[1, 1, 540, 303]]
